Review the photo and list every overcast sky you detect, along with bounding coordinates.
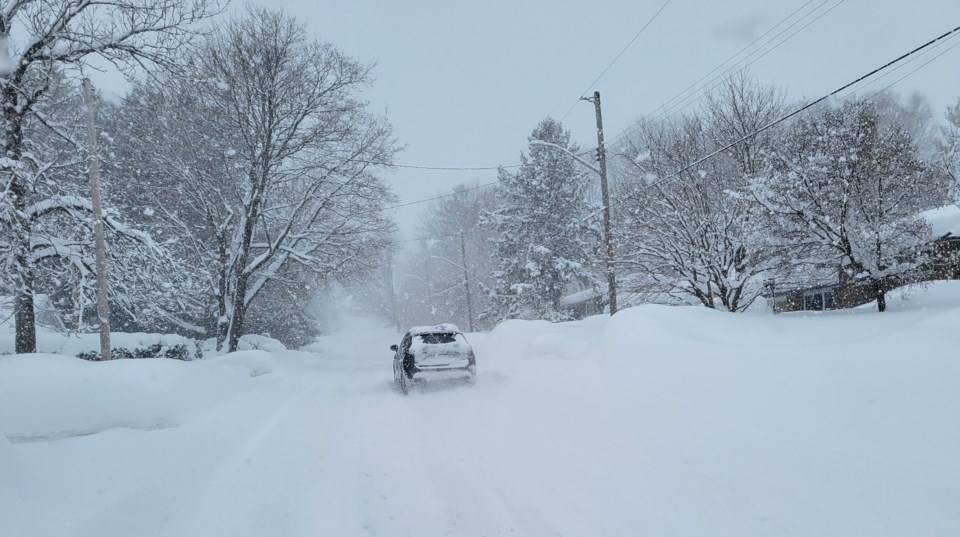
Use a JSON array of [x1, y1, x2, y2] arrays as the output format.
[[251, 0, 960, 236]]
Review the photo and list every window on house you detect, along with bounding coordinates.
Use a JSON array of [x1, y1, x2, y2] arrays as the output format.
[[823, 290, 834, 310], [803, 289, 835, 311]]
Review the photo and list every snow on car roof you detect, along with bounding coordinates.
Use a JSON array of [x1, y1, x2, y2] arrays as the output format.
[[408, 323, 461, 335]]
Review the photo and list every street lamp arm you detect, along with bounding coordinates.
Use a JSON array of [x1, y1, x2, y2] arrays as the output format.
[[530, 139, 601, 175]]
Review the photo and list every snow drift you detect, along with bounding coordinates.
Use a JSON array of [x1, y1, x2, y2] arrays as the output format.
[[2, 282, 958, 537]]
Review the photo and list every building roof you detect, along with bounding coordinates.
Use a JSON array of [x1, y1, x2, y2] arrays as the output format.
[[921, 205, 960, 239], [559, 288, 601, 306]]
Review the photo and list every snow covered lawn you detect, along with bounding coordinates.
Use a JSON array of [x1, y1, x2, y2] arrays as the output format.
[[2, 283, 959, 536]]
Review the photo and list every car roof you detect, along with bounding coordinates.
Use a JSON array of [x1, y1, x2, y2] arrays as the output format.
[[407, 323, 461, 335]]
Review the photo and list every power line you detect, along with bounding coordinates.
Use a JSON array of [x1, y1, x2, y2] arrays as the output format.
[[368, 0, 672, 175], [864, 37, 960, 96], [607, 0, 847, 150], [394, 233, 461, 245], [384, 14, 956, 218], [558, 0, 673, 124], [385, 2, 675, 211], [373, 1, 835, 192], [594, 23, 960, 219], [367, 161, 520, 171], [654, 0, 847, 125], [383, 180, 500, 211], [383, 145, 606, 211], [834, 31, 960, 104], [382, 0, 672, 202], [650, 0, 822, 123]]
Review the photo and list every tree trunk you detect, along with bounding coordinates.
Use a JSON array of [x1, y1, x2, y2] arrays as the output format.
[[214, 238, 230, 351], [226, 272, 249, 352], [5, 93, 37, 353], [225, 196, 261, 353], [875, 280, 887, 313], [13, 240, 37, 353]]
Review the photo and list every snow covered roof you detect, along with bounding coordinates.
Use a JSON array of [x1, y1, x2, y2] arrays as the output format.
[[559, 288, 602, 306], [921, 205, 960, 239], [408, 323, 461, 335]]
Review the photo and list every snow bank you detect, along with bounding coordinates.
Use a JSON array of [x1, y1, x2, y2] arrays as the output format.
[[0, 434, 23, 500], [201, 334, 287, 357], [483, 314, 608, 362], [0, 350, 277, 442], [3, 283, 958, 537], [466, 281, 960, 536], [204, 349, 276, 377]]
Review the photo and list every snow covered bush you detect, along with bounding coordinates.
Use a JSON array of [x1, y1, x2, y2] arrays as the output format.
[[77, 343, 197, 362]]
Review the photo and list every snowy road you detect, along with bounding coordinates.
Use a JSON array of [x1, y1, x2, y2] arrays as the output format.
[[154, 323, 629, 537], [4, 288, 960, 536]]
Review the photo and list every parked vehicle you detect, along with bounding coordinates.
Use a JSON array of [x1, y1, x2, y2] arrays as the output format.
[[391, 324, 476, 393]]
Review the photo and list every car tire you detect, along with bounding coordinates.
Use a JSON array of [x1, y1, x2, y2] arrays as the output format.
[[399, 369, 409, 394]]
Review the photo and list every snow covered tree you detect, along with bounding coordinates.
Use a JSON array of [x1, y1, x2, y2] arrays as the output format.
[[113, 7, 397, 351], [938, 97, 960, 206], [351, 250, 403, 332], [615, 76, 785, 312], [411, 182, 498, 331], [873, 91, 938, 162], [755, 99, 933, 312], [0, 71, 180, 351], [0, 0, 218, 352], [488, 117, 600, 322]]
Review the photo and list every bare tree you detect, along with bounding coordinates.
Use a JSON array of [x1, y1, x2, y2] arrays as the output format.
[[407, 182, 498, 330], [119, 7, 397, 351], [0, 0, 219, 352], [616, 76, 785, 312]]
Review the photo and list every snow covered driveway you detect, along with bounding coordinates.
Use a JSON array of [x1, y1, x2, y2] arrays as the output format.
[[4, 285, 960, 536]]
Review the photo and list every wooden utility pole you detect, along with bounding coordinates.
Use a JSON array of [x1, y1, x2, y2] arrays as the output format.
[[459, 231, 475, 332], [81, 78, 111, 360], [423, 258, 435, 323], [584, 90, 618, 315], [384, 259, 401, 333]]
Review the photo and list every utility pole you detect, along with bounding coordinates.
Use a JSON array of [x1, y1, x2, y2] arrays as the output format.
[[582, 90, 618, 315], [459, 231, 475, 332], [384, 259, 401, 332], [423, 258, 435, 323], [81, 78, 111, 360]]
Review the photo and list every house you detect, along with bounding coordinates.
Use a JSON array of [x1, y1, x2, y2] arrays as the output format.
[[767, 205, 960, 313]]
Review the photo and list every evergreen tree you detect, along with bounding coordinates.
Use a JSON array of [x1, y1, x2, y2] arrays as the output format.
[[488, 117, 599, 322]]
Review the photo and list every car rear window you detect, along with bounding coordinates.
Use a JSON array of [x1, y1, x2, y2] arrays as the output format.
[[417, 332, 457, 344]]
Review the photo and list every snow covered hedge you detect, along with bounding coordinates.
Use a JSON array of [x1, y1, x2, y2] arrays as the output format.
[[76, 342, 199, 362], [0, 332, 203, 361]]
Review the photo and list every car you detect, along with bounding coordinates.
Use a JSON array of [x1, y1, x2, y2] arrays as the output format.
[[391, 324, 476, 393]]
